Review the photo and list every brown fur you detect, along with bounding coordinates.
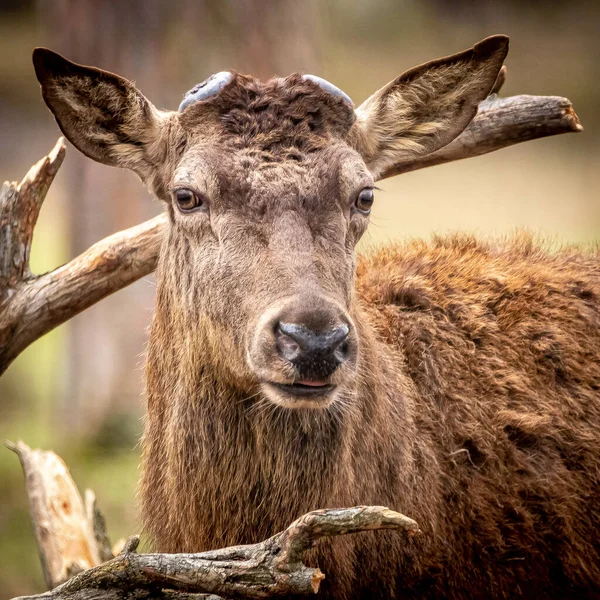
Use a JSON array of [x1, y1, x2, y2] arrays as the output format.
[[143, 233, 600, 599], [33, 37, 600, 598]]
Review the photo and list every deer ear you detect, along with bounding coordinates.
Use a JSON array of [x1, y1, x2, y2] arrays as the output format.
[[32, 47, 173, 178], [349, 35, 509, 180]]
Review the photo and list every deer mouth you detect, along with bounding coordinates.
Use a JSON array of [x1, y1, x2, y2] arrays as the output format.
[[267, 381, 335, 398]]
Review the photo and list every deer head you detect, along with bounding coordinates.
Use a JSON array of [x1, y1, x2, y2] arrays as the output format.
[[33, 35, 507, 409]]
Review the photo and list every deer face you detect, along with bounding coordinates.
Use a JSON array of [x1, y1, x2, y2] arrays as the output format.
[[161, 76, 374, 408], [33, 36, 507, 409]]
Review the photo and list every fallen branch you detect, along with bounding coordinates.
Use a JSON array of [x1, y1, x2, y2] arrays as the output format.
[[6, 441, 113, 589], [0, 76, 582, 373], [8, 441, 419, 600], [13, 506, 418, 600]]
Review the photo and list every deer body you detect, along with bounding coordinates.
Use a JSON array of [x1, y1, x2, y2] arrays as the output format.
[[142, 235, 600, 599], [33, 35, 600, 598]]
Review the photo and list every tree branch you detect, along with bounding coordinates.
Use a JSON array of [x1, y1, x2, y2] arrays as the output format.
[[490, 65, 507, 95], [0, 138, 65, 287], [382, 92, 582, 178], [0, 81, 582, 374], [85, 489, 115, 564], [12, 506, 418, 600], [0, 138, 166, 375], [5, 441, 111, 588], [0, 212, 166, 373]]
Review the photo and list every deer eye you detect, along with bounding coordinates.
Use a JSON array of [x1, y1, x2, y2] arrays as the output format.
[[354, 188, 374, 214], [172, 188, 206, 213]]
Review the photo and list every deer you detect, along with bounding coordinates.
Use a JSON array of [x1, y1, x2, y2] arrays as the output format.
[[31, 34, 600, 599]]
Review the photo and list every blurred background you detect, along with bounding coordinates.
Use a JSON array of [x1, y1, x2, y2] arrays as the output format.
[[0, 0, 598, 595]]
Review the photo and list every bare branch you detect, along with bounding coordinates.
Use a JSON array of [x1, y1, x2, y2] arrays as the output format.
[[11, 506, 418, 600], [0, 140, 166, 375], [6, 441, 106, 588], [0, 212, 166, 373], [381, 93, 582, 178], [0, 138, 65, 287]]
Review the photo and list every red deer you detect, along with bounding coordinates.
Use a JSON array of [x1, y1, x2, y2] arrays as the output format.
[[32, 35, 600, 599]]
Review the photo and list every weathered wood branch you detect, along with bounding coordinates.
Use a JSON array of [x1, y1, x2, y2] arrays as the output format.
[[13, 507, 418, 600], [0, 82, 581, 373], [8, 440, 419, 600], [382, 89, 582, 178], [0, 139, 64, 288], [0, 138, 166, 375], [6, 441, 113, 589]]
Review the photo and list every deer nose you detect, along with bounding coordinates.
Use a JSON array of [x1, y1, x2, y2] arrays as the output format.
[[276, 322, 350, 376]]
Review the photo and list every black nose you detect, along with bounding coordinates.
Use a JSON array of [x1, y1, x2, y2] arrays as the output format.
[[276, 322, 350, 379]]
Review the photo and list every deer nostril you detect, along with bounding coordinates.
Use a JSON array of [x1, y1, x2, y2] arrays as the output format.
[[276, 330, 301, 362], [334, 339, 350, 363]]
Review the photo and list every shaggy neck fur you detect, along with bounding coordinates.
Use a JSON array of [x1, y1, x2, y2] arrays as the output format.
[[142, 278, 422, 546]]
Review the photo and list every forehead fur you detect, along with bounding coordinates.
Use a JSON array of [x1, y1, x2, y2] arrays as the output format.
[[179, 73, 356, 156]]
